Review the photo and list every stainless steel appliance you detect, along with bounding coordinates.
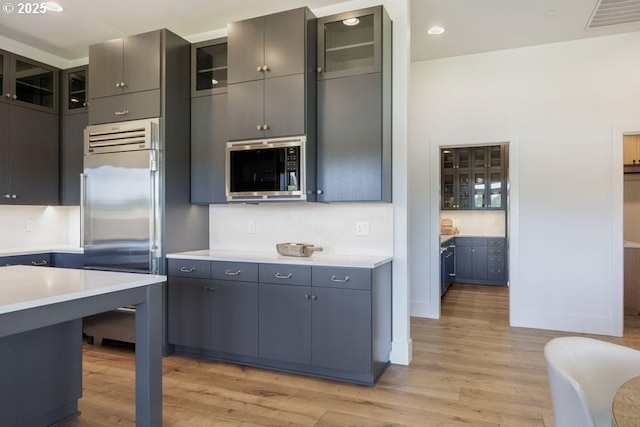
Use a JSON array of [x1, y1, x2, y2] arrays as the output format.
[[226, 136, 309, 202], [82, 119, 161, 274]]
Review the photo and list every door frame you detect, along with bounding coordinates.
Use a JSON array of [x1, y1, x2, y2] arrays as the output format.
[[430, 135, 519, 320]]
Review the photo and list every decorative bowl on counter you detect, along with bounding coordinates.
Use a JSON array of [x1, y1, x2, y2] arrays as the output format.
[[276, 243, 323, 257]]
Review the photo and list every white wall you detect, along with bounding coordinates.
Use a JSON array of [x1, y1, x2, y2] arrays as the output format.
[[0, 206, 78, 249], [410, 31, 640, 336]]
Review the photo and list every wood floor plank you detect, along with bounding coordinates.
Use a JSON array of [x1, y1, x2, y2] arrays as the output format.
[[55, 284, 640, 426]]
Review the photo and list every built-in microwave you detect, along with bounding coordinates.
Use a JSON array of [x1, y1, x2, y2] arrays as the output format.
[[226, 136, 309, 202]]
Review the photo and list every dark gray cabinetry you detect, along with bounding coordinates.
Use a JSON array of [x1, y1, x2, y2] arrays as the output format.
[[227, 7, 316, 141], [455, 237, 506, 286], [442, 145, 506, 211], [60, 66, 88, 205], [191, 38, 228, 204], [167, 258, 391, 384], [168, 260, 259, 356], [0, 253, 50, 266], [0, 104, 58, 205], [440, 240, 455, 296], [88, 30, 163, 124], [316, 6, 391, 202], [0, 49, 59, 114]]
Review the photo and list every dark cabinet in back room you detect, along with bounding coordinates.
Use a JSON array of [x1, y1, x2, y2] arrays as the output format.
[[226, 7, 316, 141], [316, 6, 392, 202]]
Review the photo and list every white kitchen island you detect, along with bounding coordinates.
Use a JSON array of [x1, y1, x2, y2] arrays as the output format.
[[0, 265, 165, 427]]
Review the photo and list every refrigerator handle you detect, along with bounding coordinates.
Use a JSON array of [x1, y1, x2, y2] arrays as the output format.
[[149, 150, 159, 274], [79, 173, 87, 248]]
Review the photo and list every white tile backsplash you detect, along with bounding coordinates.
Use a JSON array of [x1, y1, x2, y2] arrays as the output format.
[[440, 210, 506, 236], [0, 206, 78, 249]]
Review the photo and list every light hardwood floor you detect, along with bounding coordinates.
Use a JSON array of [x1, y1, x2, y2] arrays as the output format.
[[58, 284, 640, 427]]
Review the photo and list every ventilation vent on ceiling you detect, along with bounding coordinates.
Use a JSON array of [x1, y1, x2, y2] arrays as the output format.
[[586, 0, 640, 29]]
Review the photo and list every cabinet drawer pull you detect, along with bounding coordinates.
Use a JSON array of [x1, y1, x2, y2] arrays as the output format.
[[179, 267, 196, 273], [115, 110, 129, 116], [331, 275, 350, 283], [224, 269, 241, 276], [275, 272, 292, 279], [304, 294, 310, 300], [31, 260, 48, 266]]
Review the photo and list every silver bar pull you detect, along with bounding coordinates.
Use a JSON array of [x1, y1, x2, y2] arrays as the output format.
[[180, 267, 196, 273], [225, 269, 241, 276], [115, 110, 129, 116], [31, 260, 48, 266], [331, 275, 350, 283], [275, 273, 292, 279]]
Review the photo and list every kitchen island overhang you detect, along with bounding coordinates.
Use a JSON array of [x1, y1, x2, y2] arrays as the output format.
[[0, 265, 165, 427]]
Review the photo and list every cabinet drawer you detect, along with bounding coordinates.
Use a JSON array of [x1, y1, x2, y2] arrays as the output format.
[[488, 238, 505, 248], [488, 267, 505, 281], [89, 89, 161, 124], [455, 237, 487, 247], [489, 247, 505, 256], [488, 255, 504, 265], [211, 261, 258, 282], [23, 253, 51, 267], [312, 266, 371, 290], [168, 259, 211, 279], [259, 264, 311, 286]]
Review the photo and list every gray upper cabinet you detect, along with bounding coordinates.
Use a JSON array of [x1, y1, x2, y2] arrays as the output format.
[[60, 66, 88, 205], [0, 49, 59, 114], [227, 7, 316, 141], [0, 104, 58, 205], [191, 38, 228, 204], [88, 30, 162, 124], [317, 8, 382, 80], [316, 6, 392, 202]]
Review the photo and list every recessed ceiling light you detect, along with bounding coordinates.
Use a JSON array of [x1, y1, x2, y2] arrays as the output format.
[[544, 9, 557, 17], [44, 2, 63, 12], [343, 17, 360, 26], [427, 26, 445, 35]]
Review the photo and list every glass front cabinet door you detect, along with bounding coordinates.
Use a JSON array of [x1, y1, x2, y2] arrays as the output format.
[[318, 6, 386, 79], [192, 38, 228, 97], [0, 50, 58, 113]]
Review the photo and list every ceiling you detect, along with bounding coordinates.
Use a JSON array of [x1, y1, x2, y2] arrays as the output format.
[[1, 0, 640, 63]]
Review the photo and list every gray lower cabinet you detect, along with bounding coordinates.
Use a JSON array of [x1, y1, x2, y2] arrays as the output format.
[[167, 258, 391, 384], [60, 111, 87, 205], [455, 237, 506, 286]]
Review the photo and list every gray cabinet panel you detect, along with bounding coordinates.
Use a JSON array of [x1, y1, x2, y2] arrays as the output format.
[[211, 261, 258, 282], [210, 280, 259, 356], [259, 283, 311, 364], [264, 74, 305, 138], [191, 94, 227, 204], [227, 80, 264, 141], [88, 38, 123, 99], [8, 106, 58, 205], [60, 112, 87, 205], [52, 253, 84, 269], [168, 277, 211, 349], [317, 73, 383, 201], [227, 16, 265, 84], [312, 266, 371, 290], [264, 8, 307, 78], [259, 263, 311, 286], [88, 89, 161, 124], [0, 103, 9, 197], [122, 31, 161, 94], [312, 287, 371, 372], [168, 259, 211, 279]]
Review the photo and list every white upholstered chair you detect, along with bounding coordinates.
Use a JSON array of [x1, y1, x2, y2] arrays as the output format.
[[544, 336, 640, 427]]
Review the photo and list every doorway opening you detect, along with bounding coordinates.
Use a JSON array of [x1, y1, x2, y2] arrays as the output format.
[[623, 133, 640, 320], [438, 142, 510, 318]]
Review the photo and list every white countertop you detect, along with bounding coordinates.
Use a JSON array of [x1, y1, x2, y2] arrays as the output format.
[[0, 265, 165, 315], [168, 249, 392, 269], [0, 245, 84, 256]]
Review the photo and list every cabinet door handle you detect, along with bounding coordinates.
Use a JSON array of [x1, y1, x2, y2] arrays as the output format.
[[274, 273, 292, 279], [224, 269, 241, 276], [115, 110, 129, 116], [3, 194, 10, 199], [180, 267, 196, 273], [331, 275, 350, 283], [11, 94, 17, 100], [4, 93, 11, 98], [317, 67, 322, 73], [304, 294, 310, 300], [31, 260, 48, 266], [262, 124, 269, 130]]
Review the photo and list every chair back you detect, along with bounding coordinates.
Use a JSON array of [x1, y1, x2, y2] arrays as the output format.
[[545, 337, 640, 427]]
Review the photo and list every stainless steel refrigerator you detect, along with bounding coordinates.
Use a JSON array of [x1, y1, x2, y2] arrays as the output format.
[[82, 118, 161, 275]]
